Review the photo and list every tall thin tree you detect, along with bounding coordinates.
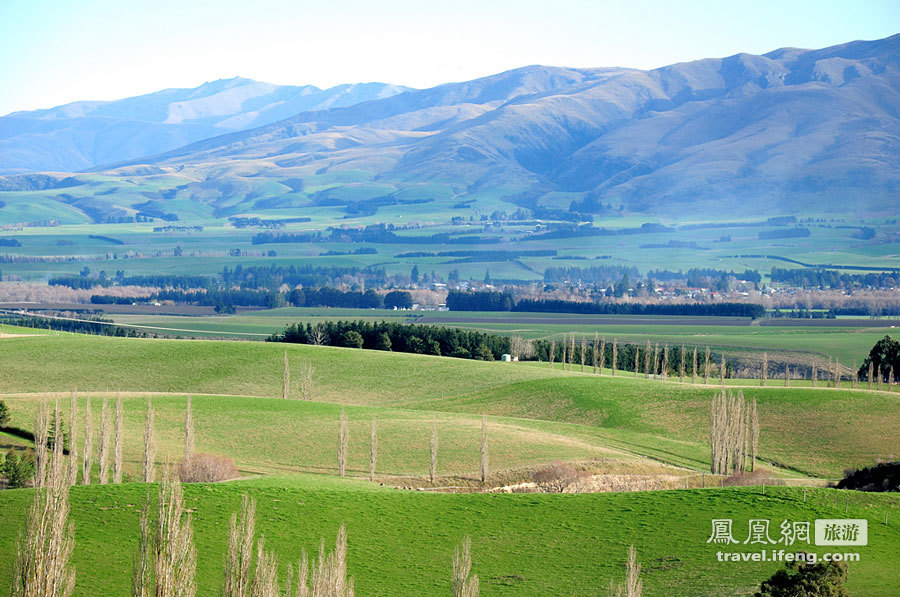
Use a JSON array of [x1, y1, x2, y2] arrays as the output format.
[[98, 398, 110, 484], [611, 339, 618, 376], [720, 354, 726, 386], [452, 536, 479, 597], [133, 468, 197, 597], [184, 396, 195, 462], [142, 398, 156, 484], [480, 415, 488, 485], [644, 340, 652, 376], [784, 364, 790, 388], [593, 333, 601, 375], [679, 344, 686, 383], [114, 394, 124, 484], [704, 347, 711, 385], [12, 401, 75, 597], [369, 418, 377, 482], [761, 352, 768, 387], [868, 361, 874, 390], [580, 337, 586, 372], [32, 397, 50, 489], [549, 341, 555, 369], [692, 347, 699, 385], [338, 409, 349, 477], [282, 351, 290, 400], [224, 494, 255, 597], [81, 397, 93, 485], [430, 419, 438, 484], [67, 390, 78, 486], [633, 345, 639, 378]]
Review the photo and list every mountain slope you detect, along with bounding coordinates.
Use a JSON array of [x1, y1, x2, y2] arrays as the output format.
[[1, 34, 898, 222], [0, 78, 410, 173]]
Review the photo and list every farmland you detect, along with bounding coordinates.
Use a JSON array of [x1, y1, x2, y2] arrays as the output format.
[[1, 320, 900, 594], [101, 307, 898, 364]]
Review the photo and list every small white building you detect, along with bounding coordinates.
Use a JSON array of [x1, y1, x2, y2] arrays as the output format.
[[501, 354, 512, 362]]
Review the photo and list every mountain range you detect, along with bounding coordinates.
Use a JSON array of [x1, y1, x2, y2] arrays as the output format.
[[0, 79, 410, 173], [0, 34, 898, 222]]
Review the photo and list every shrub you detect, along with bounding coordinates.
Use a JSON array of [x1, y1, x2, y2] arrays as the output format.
[[755, 555, 849, 596], [178, 454, 240, 483], [722, 469, 769, 487], [532, 461, 580, 493], [0, 399, 9, 427], [835, 461, 900, 492]]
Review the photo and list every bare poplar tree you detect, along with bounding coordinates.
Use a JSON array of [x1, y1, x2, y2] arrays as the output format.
[[720, 354, 726, 386], [33, 397, 50, 488], [652, 343, 659, 377], [224, 494, 255, 597], [480, 415, 488, 485], [549, 340, 555, 368], [868, 361, 874, 390], [282, 351, 291, 400], [308, 525, 353, 597], [784, 365, 790, 388], [852, 370, 858, 390], [580, 337, 586, 372], [250, 537, 280, 597], [761, 352, 768, 386], [710, 389, 754, 475], [569, 333, 576, 371], [692, 347, 699, 385], [561, 340, 567, 372], [12, 404, 75, 597], [749, 398, 759, 472], [704, 347, 711, 385], [430, 419, 438, 483], [633, 345, 639, 378], [369, 419, 377, 482], [593, 333, 601, 375], [890, 366, 895, 391], [811, 363, 817, 388], [834, 361, 841, 389], [134, 469, 197, 597], [184, 396, 195, 462], [82, 397, 94, 485], [452, 536, 479, 597], [142, 398, 156, 484], [298, 363, 315, 401], [679, 344, 685, 383], [114, 394, 124, 484], [338, 409, 349, 477], [662, 345, 669, 379], [598, 336, 606, 375], [878, 367, 883, 391], [68, 391, 78, 486], [611, 339, 617, 376], [98, 398, 110, 485], [309, 324, 328, 346], [608, 545, 642, 597]]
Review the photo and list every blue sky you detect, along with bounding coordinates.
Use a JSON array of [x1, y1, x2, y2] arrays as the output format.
[[1, 0, 897, 115]]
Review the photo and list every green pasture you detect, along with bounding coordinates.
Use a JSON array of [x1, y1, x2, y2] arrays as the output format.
[[0, 480, 898, 596]]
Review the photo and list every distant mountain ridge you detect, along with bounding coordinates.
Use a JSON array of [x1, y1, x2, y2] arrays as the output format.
[[0, 34, 898, 221], [0, 78, 411, 173]]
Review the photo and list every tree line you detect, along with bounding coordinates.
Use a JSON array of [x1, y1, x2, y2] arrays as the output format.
[[268, 321, 509, 361], [446, 291, 766, 318], [769, 267, 900, 290]]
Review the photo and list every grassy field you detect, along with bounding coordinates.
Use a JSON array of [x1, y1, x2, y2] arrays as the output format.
[[0, 479, 898, 596], [2, 332, 900, 594], [2, 334, 898, 478], [104, 308, 898, 364]]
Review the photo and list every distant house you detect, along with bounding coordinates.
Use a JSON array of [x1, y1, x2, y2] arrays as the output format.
[[501, 354, 512, 362]]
